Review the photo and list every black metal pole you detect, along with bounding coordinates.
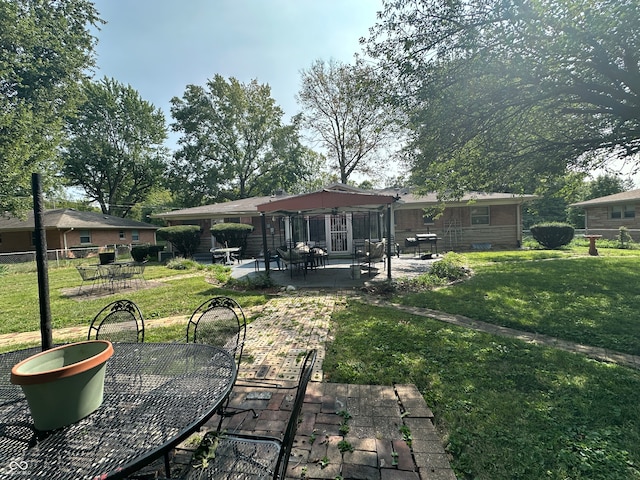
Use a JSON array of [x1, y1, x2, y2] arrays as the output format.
[[32, 173, 53, 350], [260, 213, 270, 275], [386, 204, 392, 280]]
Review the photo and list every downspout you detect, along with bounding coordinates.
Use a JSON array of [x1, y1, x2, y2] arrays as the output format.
[[387, 204, 392, 280], [260, 213, 269, 275], [516, 203, 522, 248], [584, 207, 588, 233], [63, 228, 74, 254]]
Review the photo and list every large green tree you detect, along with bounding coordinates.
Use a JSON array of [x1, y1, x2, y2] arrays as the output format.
[[367, 0, 640, 196], [63, 77, 168, 218], [297, 59, 403, 185], [169, 75, 314, 207], [0, 0, 100, 215]]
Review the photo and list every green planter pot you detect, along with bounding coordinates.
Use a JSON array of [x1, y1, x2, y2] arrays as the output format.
[[10, 340, 114, 431]]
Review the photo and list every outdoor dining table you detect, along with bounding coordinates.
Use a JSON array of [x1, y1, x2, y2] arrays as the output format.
[[94, 262, 134, 291], [210, 247, 241, 265], [0, 342, 237, 479]]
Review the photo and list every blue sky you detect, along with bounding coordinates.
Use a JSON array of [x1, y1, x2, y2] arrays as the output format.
[[90, 0, 382, 142]]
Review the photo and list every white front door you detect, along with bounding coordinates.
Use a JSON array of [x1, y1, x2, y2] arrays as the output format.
[[327, 213, 350, 254]]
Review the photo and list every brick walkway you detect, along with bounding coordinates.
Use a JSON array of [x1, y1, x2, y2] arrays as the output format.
[[165, 292, 456, 480]]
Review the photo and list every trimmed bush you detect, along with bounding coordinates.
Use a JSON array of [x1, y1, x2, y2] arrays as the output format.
[[131, 244, 165, 262], [210, 223, 254, 256], [157, 225, 201, 258], [530, 222, 575, 249]]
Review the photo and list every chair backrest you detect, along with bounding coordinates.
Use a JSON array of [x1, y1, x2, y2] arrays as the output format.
[[87, 299, 145, 342], [276, 248, 290, 262], [186, 296, 247, 369], [77, 265, 101, 281], [275, 349, 317, 479]]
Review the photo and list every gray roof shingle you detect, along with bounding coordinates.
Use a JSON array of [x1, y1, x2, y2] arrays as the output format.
[[0, 209, 158, 231]]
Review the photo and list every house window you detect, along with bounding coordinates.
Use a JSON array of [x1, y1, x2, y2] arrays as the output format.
[[131, 230, 139, 242], [119, 230, 125, 240], [79, 230, 91, 244], [611, 205, 635, 219], [471, 206, 490, 225]]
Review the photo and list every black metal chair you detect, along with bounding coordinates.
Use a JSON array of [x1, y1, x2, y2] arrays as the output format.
[[186, 296, 260, 423], [87, 299, 145, 342], [76, 265, 106, 294], [184, 349, 317, 480], [186, 296, 246, 367]]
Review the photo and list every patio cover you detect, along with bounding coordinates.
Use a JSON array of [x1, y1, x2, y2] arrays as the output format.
[[256, 189, 398, 278], [256, 189, 397, 214]]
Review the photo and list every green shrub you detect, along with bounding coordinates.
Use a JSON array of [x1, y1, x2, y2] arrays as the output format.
[[157, 225, 201, 258], [429, 252, 468, 281], [131, 244, 165, 262], [210, 223, 254, 256], [226, 273, 276, 290], [131, 244, 150, 262], [618, 226, 633, 248], [166, 257, 203, 270], [530, 222, 575, 249]]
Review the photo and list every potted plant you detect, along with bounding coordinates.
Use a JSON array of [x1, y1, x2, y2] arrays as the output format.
[[99, 247, 116, 265], [10, 340, 114, 431]]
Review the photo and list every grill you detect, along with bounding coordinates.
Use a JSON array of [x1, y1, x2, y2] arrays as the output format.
[[404, 233, 440, 258]]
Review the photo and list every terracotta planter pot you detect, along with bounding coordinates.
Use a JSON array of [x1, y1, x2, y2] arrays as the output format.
[[11, 340, 114, 431]]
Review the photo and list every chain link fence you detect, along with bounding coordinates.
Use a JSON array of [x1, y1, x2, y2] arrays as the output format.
[[0, 245, 133, 268]]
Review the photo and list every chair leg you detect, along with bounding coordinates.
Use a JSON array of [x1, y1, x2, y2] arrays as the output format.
[[217, 404, 258, 431]]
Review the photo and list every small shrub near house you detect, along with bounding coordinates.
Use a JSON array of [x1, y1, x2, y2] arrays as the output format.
[[530, 222, 574, 249], [210, 223, 254, 256], [157, 225, 201, 258], [131, 243, 164, 262], [618, 226, 633, 248], [428, 252, 468, 281]]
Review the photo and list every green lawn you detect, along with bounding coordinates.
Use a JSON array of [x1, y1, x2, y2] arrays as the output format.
[[2, 249, 640, 479], [0, 261, 268, 338], [400, 250, 640, 356], [324, 248, 640, 479], [324, 302, 640, 480]]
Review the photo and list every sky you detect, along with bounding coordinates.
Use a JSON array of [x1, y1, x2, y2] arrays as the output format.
[[90, 0, 383, 149]]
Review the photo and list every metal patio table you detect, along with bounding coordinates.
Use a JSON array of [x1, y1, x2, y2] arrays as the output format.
[[0, 342, 237, 479]]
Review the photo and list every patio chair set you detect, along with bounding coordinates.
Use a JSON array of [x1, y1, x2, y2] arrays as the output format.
[[276, 242, 328, 278], [76, 261, 147, 294], [353, 239, 387, 277], [87, 295, 316, 480]]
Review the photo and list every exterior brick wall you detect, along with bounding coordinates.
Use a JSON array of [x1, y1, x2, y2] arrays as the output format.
[[0, 229, 156, 254]]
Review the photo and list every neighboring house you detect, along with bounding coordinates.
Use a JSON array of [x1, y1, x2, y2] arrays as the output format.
[[154, 184, 535, 257], [571, 189, 640, 240], [0, 209, 158, 254]]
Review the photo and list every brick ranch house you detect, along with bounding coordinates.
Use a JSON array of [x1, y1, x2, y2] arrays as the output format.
[[0, 208, 158, 255], [154, 184, 536, 258], [571, 188, 640, 240]]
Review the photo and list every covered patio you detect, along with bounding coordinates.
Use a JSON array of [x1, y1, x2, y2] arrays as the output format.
[[255, 189, 400, 281], [232, 255, 438, 289]]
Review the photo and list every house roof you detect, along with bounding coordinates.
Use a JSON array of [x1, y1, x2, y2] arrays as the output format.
[[257, 189, 396, 214], [571, 189, 640, 208], [153, 195, 278, 220], [0, 209, 158, 232], [153, 184, 536, 220], [382, 188, 537, 209]]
